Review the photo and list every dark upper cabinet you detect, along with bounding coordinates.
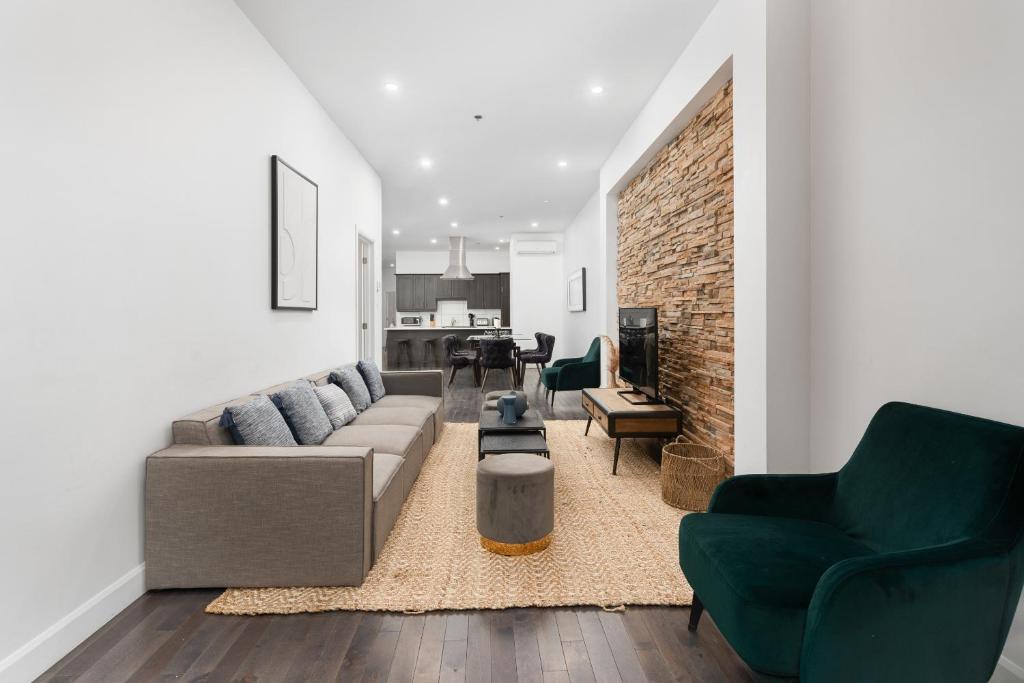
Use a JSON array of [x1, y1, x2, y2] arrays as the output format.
[[422, 275, 438, 311], [450, 279, 471, 301], [396, 274, 422, 311], [435, 277, 452, 300], [471, 273, 499, 309], [499, 272, 510, 323]]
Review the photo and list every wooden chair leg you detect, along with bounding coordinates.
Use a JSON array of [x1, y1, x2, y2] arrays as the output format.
[[448, 366, 458, 386], [689, 595, 705, 632], [480, 367, 490, 392]]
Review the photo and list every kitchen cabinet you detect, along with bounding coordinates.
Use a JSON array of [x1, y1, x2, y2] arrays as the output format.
[[499, 272, 510, 323], [469, 273, 497, 308], [450, 278, 471, 301], [396, 274, 423, 311], [396, 272, 509, 315], [422, 275, 438, 311]]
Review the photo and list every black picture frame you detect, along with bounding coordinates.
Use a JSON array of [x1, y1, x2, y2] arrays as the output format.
[[271, 155, 318, 310]]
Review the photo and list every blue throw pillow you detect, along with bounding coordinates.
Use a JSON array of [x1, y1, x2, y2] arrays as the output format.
[[357, 359, 386, 402], [270, 381, 333, 445], [330, 364, 371, 412], [313, 383, 358, 430], [219, 395, 296, 446]]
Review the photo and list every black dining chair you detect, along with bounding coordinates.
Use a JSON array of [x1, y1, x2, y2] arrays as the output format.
[[478, 337, 516, 392], [443, 334, 479, 386], [518, 333, 555, 384]]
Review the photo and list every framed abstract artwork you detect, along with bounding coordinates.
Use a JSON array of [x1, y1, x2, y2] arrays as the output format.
[[567, 267, 586, 312], [271, 155, 318, 310]]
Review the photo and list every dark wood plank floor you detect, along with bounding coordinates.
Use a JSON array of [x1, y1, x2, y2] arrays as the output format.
[[39, 590, 786, 682], [38, 370, 790, 682], [443, 367, 590, 423]]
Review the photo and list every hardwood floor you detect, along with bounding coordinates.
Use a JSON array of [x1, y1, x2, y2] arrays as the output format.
[[444, 367, 590, 423], [38, 371, 789, 682], [39, 590, 785, 682]]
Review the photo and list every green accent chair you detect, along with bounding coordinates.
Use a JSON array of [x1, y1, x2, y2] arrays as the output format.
[[539, 337, 601, 405], [680, 401, 1024, 682]]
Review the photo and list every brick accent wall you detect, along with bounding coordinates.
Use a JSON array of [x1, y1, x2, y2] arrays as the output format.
[[617, 81, 734, 463]]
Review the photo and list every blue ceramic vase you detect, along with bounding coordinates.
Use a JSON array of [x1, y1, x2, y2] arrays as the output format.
[[498, 391, 528, 425]]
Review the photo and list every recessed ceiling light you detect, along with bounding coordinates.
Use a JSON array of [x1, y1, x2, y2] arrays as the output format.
[[430, 238, 437, 244], [557, 160, 568, 168], [494, 246, 500, 251], [498, 238, 506, 243], [450, 221, 458, 228], [388, 263, 394, 268], [531, 221, 539, 228], [419, 157, 433, 169], [392, 229, 400, 235], [438, 197, 449, 206], [590, 85, 605, 94], [384, 81, 399, 92], [543, 199, 550, 204]]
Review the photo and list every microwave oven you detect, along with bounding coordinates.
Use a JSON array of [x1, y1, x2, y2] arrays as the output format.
[[474, 317, 491, 327], [400, 316, 422, 326]]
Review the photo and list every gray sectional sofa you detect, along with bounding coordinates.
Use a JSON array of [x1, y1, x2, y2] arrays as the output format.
[[144, 369, 444, 589]]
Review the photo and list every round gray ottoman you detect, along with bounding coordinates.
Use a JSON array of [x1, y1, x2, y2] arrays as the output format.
[[476, 453, 554, 555]]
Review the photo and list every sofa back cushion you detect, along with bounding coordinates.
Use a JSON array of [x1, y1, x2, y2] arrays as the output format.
[[331, 365, 372, 412], [172, 395, 255, 445], [270, 381, 333, 445], [314, 383, 358, 430], [832, 402, 1024, 552], [219, 395, 296, 446]]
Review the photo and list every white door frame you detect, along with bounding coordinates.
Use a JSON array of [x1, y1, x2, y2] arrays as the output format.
[[356, 233, 375, 361]]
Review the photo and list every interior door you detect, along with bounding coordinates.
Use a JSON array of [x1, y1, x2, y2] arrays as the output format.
[[357, 236, 374, 361]]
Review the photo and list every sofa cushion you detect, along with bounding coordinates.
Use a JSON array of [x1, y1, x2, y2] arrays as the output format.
[[314, 383, 358, 430], [323, 424, 421, 463], [373, 394, 444, 440], [331, 365, 372, 412], [679, 512, 874, 675], [218, 395, 296, 447], [358, 359, 387, 402], [352, 406, 434, 448], [371, 453, 405, 561], [270, 382, 333, 445]]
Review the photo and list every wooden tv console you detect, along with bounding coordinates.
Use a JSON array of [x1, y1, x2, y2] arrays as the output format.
[[581, 387, 682, 474]]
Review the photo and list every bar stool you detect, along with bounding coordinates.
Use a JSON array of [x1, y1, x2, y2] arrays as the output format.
[[394, 338, 413, 368], [422, 338, 442, 369]]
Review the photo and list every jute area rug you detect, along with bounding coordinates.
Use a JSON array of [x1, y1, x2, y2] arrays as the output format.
[[206, 420, 692, 615]]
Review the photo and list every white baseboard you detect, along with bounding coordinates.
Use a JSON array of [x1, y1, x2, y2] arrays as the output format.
[[0, 563, 145, 683], [995, 655, 1024, 682]]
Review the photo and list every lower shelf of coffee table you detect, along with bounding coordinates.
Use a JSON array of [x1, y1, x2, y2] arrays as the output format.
[[478, 432, 550, 460]]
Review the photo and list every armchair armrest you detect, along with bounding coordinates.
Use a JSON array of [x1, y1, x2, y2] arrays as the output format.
[[555, 359, 600, 390], [145, 444, 373, 589], [381, 370, 443, 397], [552, 356, 583, 368], [708, 472, 837, 521], [801, 539, 1017, 682]]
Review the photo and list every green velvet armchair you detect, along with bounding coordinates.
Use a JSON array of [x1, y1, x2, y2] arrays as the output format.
[[539, 337, 601, 405], [680, 401, 1024, 682]]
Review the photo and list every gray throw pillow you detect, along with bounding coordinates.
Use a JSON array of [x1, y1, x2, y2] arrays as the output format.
[[357, 359, 386, 402], [270, 381, 333, 445], [330, 364, 372, 412], [219, 395, 296, 446], [314, 383, 357, 430]]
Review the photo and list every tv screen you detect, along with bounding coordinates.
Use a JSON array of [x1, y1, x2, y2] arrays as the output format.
[[618, 307, 659, 399]]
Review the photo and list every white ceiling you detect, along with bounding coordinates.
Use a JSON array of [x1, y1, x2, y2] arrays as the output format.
[[234, 0, 717, 264]]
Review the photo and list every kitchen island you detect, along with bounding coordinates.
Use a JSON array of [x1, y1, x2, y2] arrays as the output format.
[[385, 326, 515, 370]]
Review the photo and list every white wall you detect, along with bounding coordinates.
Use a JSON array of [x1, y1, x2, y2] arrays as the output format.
[[509, 233, 565, 348], [807, 0, 1024, 675], [561, 193, 604, 358], [395, 250, 509, 274], [0, 0, 381, 679]]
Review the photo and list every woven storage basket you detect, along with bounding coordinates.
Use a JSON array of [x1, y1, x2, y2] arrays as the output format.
[[661, 439, 727, 511]]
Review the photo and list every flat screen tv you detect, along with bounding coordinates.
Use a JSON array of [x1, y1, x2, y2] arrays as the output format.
[[618, 307, 659, 403]]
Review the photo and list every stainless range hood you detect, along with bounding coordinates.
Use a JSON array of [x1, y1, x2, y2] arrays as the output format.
[[440, 236, 474, 280]]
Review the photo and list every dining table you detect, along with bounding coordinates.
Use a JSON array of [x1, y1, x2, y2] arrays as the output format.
[[465, 333, 536, 388]]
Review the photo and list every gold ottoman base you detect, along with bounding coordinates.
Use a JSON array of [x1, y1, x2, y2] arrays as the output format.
[[480, 533, 552, 556]]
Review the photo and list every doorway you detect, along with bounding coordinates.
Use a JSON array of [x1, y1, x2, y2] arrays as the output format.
[[357, 235, 374, 361]]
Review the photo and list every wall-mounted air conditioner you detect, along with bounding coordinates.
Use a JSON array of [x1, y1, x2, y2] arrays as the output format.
[[514, 240, 558, 255]]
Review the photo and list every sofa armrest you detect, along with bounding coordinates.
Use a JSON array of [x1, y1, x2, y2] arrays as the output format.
[[801, 539, 1016, 682], [145, 444, 373, 589], [381, 370, 443, 398], [708, 472, 837, 521]]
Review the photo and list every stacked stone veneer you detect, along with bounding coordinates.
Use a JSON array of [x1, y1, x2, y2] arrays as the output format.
[[617, 81, 735, 464]]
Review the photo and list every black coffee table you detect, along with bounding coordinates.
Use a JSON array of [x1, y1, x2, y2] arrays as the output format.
[[478, 409, 548, 460]]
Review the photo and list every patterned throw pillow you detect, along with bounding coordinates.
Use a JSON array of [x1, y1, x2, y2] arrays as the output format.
[[270, 381, 333, 445], [357, 359, 386, 402], [314, 383, 357, 430], [330, 364, 372, 412], [219, 395, 296, 446]]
